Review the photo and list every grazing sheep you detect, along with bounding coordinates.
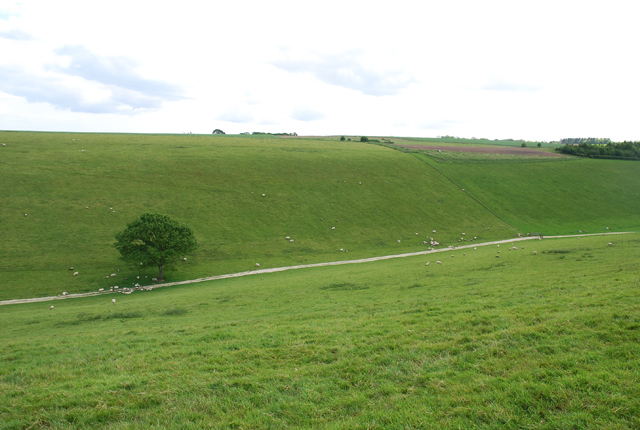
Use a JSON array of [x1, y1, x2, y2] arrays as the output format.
[[50, 306, 54, 309], [1, 143, 5, 146], [359, 182, 362, 185], [497, 245, 500, 247], [462, 233, 465, 235], [98, 288, 104, 291], [451, 255, 454, 257], [183, 257, 187, 261], [432, 230, 436, 233], [255, 263, 260, 267], [152, 277, 158, 281], [606, 227, 610, 230], [332, 227, 335, 230], [111, 273, 116, 277], [114, 286, 119, 289], [608, 243, 613, 246], [512, 247, 517, 250], [73, 271, 78, 276], [495, 255, 500, 258], [436, 261, 442, 265], [533, 251, 537, 255], [136, 276, 140, 279], [474, 247, 477, 250], [398, 240, 401, 243], [62, 292, 68, 295], [290, 239, 294, 242], [262, 194, 265, 197], [286, 236, 290, 239], [425, 262, 429, 266], [24, 214, 27, 217], [69, 267, 74, 270], [112, 299, 116, 303]]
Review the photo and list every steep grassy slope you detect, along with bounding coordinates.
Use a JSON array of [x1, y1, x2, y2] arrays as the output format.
[[0, 132, 514, 300], [416, 153, 640, 235], [1, 235, 638, 428]]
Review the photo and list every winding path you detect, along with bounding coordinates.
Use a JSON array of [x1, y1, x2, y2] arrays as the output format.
[[1, 232, 633, 306]]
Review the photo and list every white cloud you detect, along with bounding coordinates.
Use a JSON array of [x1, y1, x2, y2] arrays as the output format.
[[0, 28, 31, 40], [0, 0, 638, 140], [217, 107, 254, 124], [272, 50, 415, 96], [291, 106, 324, 122]]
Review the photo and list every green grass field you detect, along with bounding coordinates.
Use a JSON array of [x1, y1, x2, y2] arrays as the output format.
[[2, 132, 639, 300], [1, 234, 638, 429], [1, 131, 639, 428]]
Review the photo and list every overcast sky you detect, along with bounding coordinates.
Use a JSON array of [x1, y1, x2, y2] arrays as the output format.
[[1, 0, 638, 140]]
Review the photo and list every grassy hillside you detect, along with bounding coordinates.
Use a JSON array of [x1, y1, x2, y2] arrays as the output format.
[[1, 234, 638, 428], [418, 153, 640, 235], [0, 131, 514, 300]]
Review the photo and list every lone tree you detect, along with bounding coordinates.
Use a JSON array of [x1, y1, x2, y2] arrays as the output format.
[[360, 136, 369, 142], [212, 129, 225, 134], [114, 213, 197, 281]]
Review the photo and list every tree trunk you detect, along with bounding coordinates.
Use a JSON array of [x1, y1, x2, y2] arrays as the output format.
[[158, 264, 164, 281]]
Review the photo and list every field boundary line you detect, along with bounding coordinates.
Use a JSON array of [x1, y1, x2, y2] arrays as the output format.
[[409, 153, 518, 230], [0, 232, 634, 306]]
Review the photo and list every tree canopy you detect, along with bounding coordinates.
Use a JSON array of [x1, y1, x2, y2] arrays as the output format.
[[212, 129, 225, 134], [114, 213, 198, 281]]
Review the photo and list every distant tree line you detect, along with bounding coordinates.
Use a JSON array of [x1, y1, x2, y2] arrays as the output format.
[[560, 137, 611, 145], [556, 141, 640, 160]]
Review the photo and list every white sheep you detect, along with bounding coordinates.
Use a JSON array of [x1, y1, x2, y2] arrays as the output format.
[[436, 261, 442, 265], [98, 288, 104, 291], [262, 194, 265, 197], [62, 292, 68, 295], [331, 227, 335, 230], [432, 230, 436, 233], [24, 214, 27, 217], [112, 299, 116, 303], [533, 251, 537, 255], [111, 273, 116, 277], [425, 262, 429, 266], [50, 305, 54, 309], [255, 263, 260, 267], [290, 239, 294, 242], [183, 258, 187, 261], [73, 271, 79, 276], [285, 236, 290, 239], [608, 243, 613, 246], [1, 143, 5, 146]]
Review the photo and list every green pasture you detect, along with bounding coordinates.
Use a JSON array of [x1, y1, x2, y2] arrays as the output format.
[[418, 153, 640, 236], [2, 131, 640, 301], [1, 131, 514, 300], [1, 234, 638, 429]]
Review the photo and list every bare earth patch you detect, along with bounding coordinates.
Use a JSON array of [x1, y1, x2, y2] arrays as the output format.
[[398, 144, 565, 157]]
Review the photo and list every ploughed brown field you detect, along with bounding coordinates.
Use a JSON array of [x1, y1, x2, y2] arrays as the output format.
[[398, 144, 565, 156]]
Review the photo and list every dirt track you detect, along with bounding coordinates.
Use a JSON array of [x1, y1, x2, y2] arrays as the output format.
[[0, 232, 632, 306], [398, 144, 565, 157]]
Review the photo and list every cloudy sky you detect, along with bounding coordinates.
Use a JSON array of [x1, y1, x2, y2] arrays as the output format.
[[0, 0, 638, 140]]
